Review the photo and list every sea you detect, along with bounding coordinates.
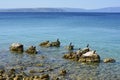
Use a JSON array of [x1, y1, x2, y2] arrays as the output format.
[[0, 12, 120, 80]]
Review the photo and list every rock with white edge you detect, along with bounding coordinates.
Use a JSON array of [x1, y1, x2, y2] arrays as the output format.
[[79, 51, 100, 62], [82, 47, 90, 54], [10, 43, 24, 53], [83, 51, 95, 57]]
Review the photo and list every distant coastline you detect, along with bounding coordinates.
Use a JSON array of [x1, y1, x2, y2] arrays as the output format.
[[0, 7, 120, 13]]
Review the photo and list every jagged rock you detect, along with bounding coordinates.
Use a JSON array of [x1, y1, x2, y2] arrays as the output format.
[[65, 43, 74, 50], [63, 51, 78, 60], [39, 40, 50, 47], [52, 77, 59, 80], [10, 43, 24, 53], [29, 70, 36, 73], [0, 69, 5, 75], [25, 46, 37, 54], [40, 74, 49, 80], [39, 39, 60, 47], [103, 58, 116, 63], [13, 75, 23, 80], [50, 39, 60, 47], [82, 47, 90, 54], [59, 69, 67, 76], [79, 51, 100, 62], [33, 76, 40, 80], [23, 76, 34, 80], [63, 48, 100, 63], [76, 48, 83, 56], [35, 63, 43, 67]]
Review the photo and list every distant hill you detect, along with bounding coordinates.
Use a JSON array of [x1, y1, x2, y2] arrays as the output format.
[[90, 7, 120, 12], [0, 7, 120, 12]]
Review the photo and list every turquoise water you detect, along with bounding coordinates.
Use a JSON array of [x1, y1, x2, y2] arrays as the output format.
[[0, 12, 120, 79]]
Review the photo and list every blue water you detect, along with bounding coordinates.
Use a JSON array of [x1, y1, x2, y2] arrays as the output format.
[[0, 12, 120, 79]]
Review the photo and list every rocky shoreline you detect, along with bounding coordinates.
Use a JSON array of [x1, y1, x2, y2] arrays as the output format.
[[4, 39, 116, 80]]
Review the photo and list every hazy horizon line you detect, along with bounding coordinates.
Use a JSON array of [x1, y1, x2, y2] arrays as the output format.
[[0, 6, 120, 10]]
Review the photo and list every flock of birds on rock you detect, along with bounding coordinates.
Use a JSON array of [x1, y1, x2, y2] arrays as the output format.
[[9, 39, 116, 63]]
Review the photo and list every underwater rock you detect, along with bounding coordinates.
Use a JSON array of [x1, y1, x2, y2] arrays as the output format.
[[59, 69, 67, 76], [34, 76, 41, 80], [52, 77, 59, 80], [29, 70, 36, 73], [35, 63, 43, 67], [0, 69, 5, 75], [40, 74, 49, 80], [103, 58, 116, 63], [13, 75, 23, 80], [25, 46, 37, 54], [23, 76, 34, 80], [9, 68, 16, 74], [65, 42, 74, 50], [10, 43, 24, 53], [0, 69, 6, 80]]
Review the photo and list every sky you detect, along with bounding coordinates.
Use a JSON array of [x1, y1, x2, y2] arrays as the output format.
[[0, 0, 120, 9]]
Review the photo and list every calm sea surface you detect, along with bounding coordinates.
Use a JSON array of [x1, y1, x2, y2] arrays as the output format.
[[0, 12, 120, 79]]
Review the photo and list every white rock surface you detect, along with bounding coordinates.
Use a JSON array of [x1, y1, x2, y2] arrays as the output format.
[[11, 43, 22, 47], [83, 51, 95, 57]]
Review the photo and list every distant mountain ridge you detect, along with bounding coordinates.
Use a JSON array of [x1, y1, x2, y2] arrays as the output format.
[[0, 7, 120, 12]]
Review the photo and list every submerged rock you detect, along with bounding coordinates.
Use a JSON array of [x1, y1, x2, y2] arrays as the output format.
[[25, 46, 37, 54], [33, 76, 40, 80], [59, 69, 67, 76], [103, 58, 116, 63], [13, 75, 23, 80], [10, 43, 24, 53], [40, 74, 49, 80]]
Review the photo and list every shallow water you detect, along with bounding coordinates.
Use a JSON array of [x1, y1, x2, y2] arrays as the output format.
[[0, 12, 120, 79]]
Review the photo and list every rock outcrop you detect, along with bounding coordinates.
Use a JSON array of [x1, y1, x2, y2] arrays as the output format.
[[103, 58, 116, 63], [39, 40, 50, 47], [10, 43, 24, 53], [79, 51, 100, 62], [50, 39, 60, 47], [39, 39, 60, 47], [63, 47, 100, 63], [65, 42, 74, 50], [25, 46, 37, 54], [59, 69, 67, 76]]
